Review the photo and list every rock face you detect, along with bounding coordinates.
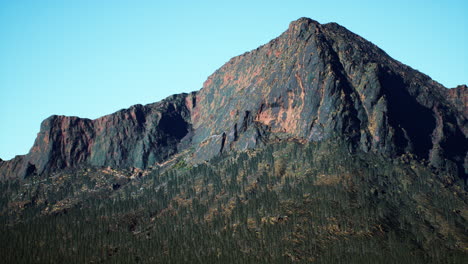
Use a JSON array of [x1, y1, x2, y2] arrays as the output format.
[[446, 85, 467, 118], [0, 94, 193, 179], [1, 17, 466, 179], [190, 18, 467, 177]]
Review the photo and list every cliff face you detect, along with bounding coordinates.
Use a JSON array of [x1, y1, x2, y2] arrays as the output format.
[[447, 85, 467, 118], [0, 94, 193, 179], [190, 18, 467, 176], [1, 18, 466, 179]]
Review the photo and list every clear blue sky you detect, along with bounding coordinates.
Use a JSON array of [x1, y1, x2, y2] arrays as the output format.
[[0, 0, 467, 160]]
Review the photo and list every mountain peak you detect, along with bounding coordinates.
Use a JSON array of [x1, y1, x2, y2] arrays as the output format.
[[286, 17, 321, 39], [289, 17, 319, 27], [191, 17, 467, 176], [1, 18, 466, 181], [1, 17, 467, 263]]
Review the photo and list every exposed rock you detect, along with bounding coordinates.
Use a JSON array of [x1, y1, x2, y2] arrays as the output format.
[[1, 17, 466, 180], [190, 17, 467, 178], [446, 84, 467, 118], [0, 156, 29, 179], [1, 94, 192, 179]]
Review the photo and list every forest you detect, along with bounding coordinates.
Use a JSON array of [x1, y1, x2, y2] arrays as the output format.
[[0, 139, 466, 263]]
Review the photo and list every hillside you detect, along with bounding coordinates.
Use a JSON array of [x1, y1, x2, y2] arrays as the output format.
[[0, 18, 466, 263]]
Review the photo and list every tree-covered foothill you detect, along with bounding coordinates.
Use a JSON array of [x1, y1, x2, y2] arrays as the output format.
[[0, 139, 466, 263]]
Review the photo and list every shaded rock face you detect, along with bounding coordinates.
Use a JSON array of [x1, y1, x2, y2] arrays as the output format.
[[0, 94, 192, 179], [1, 17, 466, 179]]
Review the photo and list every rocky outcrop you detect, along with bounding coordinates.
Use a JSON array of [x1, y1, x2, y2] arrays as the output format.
[[190, 18, 467, 177], [1, 18, 466, 180], [0, 93, 193, 179], [0, 156, 29, 179], [446, 85, 467, 118]]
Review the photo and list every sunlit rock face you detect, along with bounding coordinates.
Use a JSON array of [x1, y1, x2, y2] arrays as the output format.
[[447, 85, 467, 118], [190, 18, 466, 177], [1, 18, 466, 180], [1, 94, 193, 179]]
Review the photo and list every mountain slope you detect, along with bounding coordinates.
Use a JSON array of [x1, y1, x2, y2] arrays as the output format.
[[0, 17, 467, 263], [0, 93, 194, 179], [190, 18, 466, 177], [1, 140, 466, 263], [1, 18, 466, 181]]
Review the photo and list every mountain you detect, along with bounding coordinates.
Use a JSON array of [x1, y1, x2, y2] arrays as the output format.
[[0, 94, 194, 179], [1, 18, 466, 181], [0, 18, 467, 263], [191, 18, 466, 172]]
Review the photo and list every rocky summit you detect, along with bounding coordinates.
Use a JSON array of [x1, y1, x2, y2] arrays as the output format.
[[1, 18, 466, 181], [0, 18, 467, 263]]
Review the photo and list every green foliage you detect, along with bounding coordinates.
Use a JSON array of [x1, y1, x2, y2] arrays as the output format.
[[0, 139, 466, 263]]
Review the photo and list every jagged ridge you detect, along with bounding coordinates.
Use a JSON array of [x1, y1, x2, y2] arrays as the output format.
[[1, 93, 195, 178], [1, 17, 466, 180]]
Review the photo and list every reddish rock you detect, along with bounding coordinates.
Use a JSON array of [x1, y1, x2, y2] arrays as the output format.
[[1, 94, 192, 179], [1, 18, 466, 179], [190, 18, 466, 177], [446, 85, 467, 118]]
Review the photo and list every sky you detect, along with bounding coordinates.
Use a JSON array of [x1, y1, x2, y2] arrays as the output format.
[[0, 0, 467, 160]]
